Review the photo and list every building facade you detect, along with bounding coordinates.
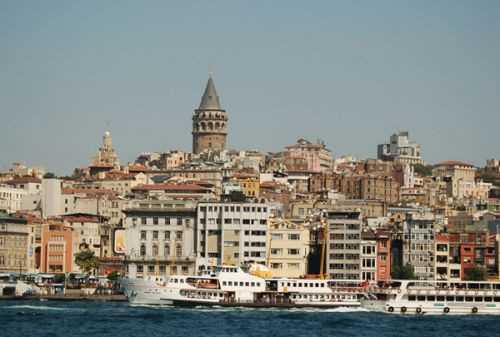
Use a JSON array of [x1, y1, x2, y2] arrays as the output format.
[[123, 200, 197, 278], [195, 202, 270, 269]]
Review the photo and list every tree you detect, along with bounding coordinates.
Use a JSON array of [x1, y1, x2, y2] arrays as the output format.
[[465, 264, 487, 281], [413, 164, 433, 177], [43, 172, 56, 178], [107, 271, 120, 281], [75, 250, 101, 275], [391, 263, 415, 280]]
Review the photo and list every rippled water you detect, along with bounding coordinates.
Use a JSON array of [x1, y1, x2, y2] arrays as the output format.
[[1, 301, 500, 337]]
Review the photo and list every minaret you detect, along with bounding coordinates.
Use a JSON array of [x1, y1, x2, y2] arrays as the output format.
[[192, 71, 228, 154]]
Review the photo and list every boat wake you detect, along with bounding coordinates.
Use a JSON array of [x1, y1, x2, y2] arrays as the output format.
[[9, 305, 68, 311]]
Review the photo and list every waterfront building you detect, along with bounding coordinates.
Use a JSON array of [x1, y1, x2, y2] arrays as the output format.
[[192, 73, 228, 154], [0, 212, 29, 274], [434, 234, 461, 281], [123, 200, 197, 278], [40, 222, 74, 274], [267, 219, 309, 278], [326, 210, 363, 280], [195, 201, 270, 269], [376, 230, 391, 281], [402, 213, 436, 280]]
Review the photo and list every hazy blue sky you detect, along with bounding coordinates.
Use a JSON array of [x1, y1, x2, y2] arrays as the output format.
[[1, 0, 499, 175]]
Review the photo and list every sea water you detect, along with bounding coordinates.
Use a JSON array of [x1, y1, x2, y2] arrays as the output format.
[[1, 301, 499, 337]]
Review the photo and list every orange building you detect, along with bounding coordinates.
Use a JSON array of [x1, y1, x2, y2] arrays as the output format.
[[40, 223, 74, 274], [376, 230, 391, 281]]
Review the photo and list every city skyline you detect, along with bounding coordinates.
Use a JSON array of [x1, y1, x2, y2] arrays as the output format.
[[1, 0, 499, 175]]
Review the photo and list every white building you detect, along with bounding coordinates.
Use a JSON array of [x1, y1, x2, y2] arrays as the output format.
[[195, 202, 270, 269], [378, 131, 424, 165], [123, 200, 197, 278]]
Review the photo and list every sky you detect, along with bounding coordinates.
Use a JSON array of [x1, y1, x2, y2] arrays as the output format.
[[0, 0, 499, 175]]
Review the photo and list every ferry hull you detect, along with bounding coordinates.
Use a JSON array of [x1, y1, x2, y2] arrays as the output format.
[[119, 277, 167, 305], [171, 298, 361, 309]]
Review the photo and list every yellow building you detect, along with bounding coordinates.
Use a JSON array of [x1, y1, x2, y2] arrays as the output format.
[[266, 220, 309, 278], [230, 176, 260, 198]]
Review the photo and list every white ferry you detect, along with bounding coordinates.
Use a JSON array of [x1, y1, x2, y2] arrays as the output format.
[[120, 265, 369, 308], [361, 279, 500, 315]]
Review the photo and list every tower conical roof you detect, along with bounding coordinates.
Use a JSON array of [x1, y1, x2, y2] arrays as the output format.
[[198, 75, 222, 110]]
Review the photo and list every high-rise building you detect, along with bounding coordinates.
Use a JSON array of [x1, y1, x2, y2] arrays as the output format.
[[192, 73, 228, 154], [377, 131, 424, 165]]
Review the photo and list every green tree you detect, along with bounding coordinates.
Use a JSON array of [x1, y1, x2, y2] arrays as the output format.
[[391, 263, 415, 280], [413, 164, 433, 177], [75, 250, 101, 275], [107, 271, 120, 281], [465, 264, 487, 281], [43, 172, 56, 178]]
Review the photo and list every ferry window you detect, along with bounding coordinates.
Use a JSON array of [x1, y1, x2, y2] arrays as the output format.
[[494, 284, 500, 290], [222, 281, 227, 286], [485, 297, 493, 302], [436, 296, 445, 302], [321, 283, 325, 287], [495, 297, 500, 302], [298, 283, 302, 287], [180, 279, 184, 283], [245, 282, 249, 287], [287, 282, 291, 287], [408, 295, 416, 301], [427, 296, 435, 301], [446, 296, 454, 302], [465, 297, 474, 302], [293, 283, 297, 287], [417, 296, 425, 301], [304, 283, 308, 287], [476, 297, 484, 302], [240, 282, 243, 286], [456, 296, 464, 302], [228, 281, 232, 286], [174, 279, 178, 283]]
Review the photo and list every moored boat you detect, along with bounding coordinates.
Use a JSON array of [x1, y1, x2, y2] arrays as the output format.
[[361, 279, 500, 315]]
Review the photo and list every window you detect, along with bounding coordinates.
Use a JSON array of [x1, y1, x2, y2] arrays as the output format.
[[140, 244, 146, 256], [176, 245, 182, 257], [153, 231, 158, 239], [141, 231, 147, 240], [148, 265, 155, 273], [271, 248, 282, 255], [288, 249, 300, 255], [165, 218, 170, 225], [288, 234, 300, 240], [141, 218, 147, 225], [176, 231, 183, 239], [271, 234, 283, 240], [152, 245, 158, 256], [137, 265, 144, 272], [177, 218, 183, 226], [164, 231, 170, 239], [153, 218, 158, 225], [164, 244, 170, 256]]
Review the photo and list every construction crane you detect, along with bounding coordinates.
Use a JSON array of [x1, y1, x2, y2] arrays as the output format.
[[170, 237, 176, 275], [318, 214, 328, 280]]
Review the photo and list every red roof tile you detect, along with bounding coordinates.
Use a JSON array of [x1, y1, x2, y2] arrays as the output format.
[[6, 176, 42, 184], [435, 161, 475, 168]]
